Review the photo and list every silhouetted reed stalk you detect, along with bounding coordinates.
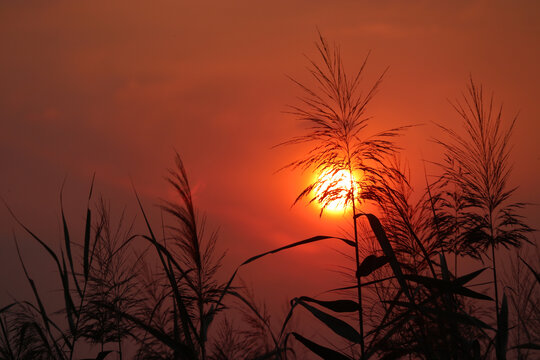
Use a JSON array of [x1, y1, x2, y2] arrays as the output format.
[[503, 248, 539, 358], [0, 153, 287, 360], [0, 177, 127, 360], [279, 33, 409, 358], [436, 78, 533, 359], [81, 198, 143, 360], [2, 34, 537, 360]]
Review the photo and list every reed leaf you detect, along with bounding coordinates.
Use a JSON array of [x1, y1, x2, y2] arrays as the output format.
[[4, 201, 66, 290], [454, 268, 488, 286], [297, 296, 359, 313], [14, 239, 52, 337], [297, 299, 361, 344], [357, 255, 389, 277], [83, 207, 92, 283], [519, 256, 540, 284], [291, 332, 350, 360], [278, 299, 300, 341], [241, 235, 353, 266], [60, 190, 82, 298], [356, 213, 411, 300], [60, 252, 77, 337], [210, 234, 356, 335], [402, 274, 493, 301], [326, 276, 395, 292], [133, 189, 198, 353]]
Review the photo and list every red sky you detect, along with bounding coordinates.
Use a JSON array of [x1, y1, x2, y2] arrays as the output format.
[[1, 0, 539, 330]]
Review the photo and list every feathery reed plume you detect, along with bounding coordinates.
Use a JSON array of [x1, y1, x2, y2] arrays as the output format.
[[100, 152, 226, 360], [503, 248, 540, 357], [161, 153, 225, 360], [79, 198, 142, 359], [2, 178, 107, 360], [435, 78, 533, 359], [280, 33, 409, 357]]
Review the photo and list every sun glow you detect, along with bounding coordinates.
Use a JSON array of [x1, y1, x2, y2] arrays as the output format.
[[314, 169, 360, 213]]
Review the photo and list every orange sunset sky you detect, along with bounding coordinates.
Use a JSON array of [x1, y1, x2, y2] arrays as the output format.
[[1, 1, 539, 319]]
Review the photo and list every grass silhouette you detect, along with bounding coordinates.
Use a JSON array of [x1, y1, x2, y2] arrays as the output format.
[[0, 35, 537, 360], [279, 33, 410, 358], [434, 78, 534, 360]]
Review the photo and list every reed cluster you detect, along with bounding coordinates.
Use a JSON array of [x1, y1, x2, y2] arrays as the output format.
[[1, 36, 537, 360]]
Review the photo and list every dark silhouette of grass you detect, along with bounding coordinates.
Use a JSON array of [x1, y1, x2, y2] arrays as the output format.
[[279, 32, 411, 358], [434, 78, 534, 360], [2, 177, 106, 360], [503, 248, 540, 358], [79, 199, 142, 358], [1, 154, 289, 360], [0, 36, 537, 360]]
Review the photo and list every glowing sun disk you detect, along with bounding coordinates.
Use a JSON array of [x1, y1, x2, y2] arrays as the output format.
[[315, 169, 360, 212]]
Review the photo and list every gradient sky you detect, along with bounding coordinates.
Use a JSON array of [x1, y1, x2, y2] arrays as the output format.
[[1, 0, 539, 326]]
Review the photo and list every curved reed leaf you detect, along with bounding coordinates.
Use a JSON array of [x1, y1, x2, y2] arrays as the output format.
[[4, 201, 66, 287], [291, 332, 350, 360], [13, 239, 51, 335], [13, 240, 69, 357], [402, 274, 493, 301], [83, 207, 92, 283], [356, 213, 411, 300], [277, 298, 301, 342], [454, 268, 488, 286], [241, 235, 355, 266], [60, 253, 76, 337], [133, 189, 197, 352], [60, 191, 82, 298], [297, 299, 361, 343], [297, 296, 359, 313], [326, 276, 395, 293], [357, 255, 388, 277], [519, 256, 540, 284], [209, 234, 356, 334]]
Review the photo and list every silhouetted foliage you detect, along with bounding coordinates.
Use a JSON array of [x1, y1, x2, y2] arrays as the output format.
[[435, 78, 532, 257], [0, 36, 537, 360]]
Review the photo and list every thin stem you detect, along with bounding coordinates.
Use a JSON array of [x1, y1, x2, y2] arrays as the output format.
[[492, 241, 499, 323], [69, 250, 93, 360], [490, 210, 500, 325], [117, 316, 123, 360], [352, 200, 365, 358], [348, 157, 364, 359]]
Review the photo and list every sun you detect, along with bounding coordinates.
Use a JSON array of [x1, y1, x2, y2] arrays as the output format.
[[314, 169, 360, 212]]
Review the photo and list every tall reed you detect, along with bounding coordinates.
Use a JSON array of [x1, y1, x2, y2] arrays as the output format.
[[280, 33, 408, 358], [435, 78, 533, 359]]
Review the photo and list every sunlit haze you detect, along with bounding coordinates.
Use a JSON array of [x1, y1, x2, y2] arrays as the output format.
[[1, 1, 539, 359], [314, 169, 360, 213]]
